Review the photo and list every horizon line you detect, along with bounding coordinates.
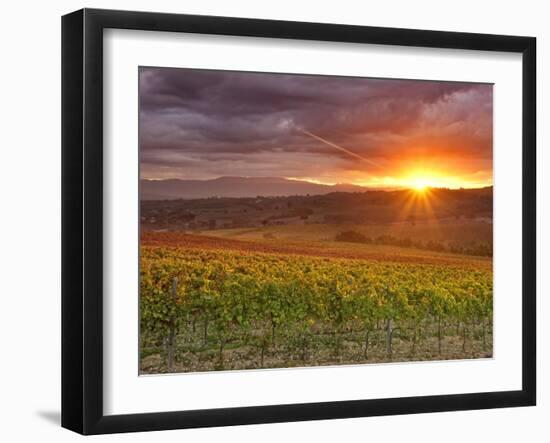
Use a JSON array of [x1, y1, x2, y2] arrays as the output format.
[[140, 175, 493, 191]]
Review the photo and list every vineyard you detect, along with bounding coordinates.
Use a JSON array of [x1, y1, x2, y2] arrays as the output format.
[[140, 234, 493, 373]]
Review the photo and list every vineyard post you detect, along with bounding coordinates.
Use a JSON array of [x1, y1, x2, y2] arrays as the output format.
[[470, 318, 476, 355], [410, 321, 417, 355], [259, 335, 269, 368], [166, 277, 178, 371], [383, 285, 393, 357], [437, 316, 442, 355], [386, 318, 393, 356], [482, 317, 487, 350]]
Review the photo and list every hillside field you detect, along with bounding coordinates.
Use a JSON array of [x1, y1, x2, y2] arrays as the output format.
[[140, 228, 492, 374]]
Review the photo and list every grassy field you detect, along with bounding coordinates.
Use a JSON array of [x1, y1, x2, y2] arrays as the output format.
[[205, 220, 492, 244]]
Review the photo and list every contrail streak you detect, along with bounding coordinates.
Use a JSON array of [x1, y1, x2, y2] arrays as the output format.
[[297, 128, 383, 169]]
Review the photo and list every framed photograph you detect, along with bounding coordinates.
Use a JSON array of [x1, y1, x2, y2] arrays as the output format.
[[61, 8, 536, 435]]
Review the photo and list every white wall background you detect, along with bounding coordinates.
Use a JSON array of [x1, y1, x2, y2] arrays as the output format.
[[0, 0, 546, 441]]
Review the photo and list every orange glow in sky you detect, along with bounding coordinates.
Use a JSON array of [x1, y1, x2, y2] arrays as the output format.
[[360, 168, 493, 190], [292, 166, 492, 191], [140, 68, 493, 190], [286, 129, 492, 190]]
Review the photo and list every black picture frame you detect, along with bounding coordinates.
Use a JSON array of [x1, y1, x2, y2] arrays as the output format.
[[61, 8, 536, 435]]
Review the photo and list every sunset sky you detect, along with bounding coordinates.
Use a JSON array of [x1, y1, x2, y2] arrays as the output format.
[[139, 67, 493, 190]]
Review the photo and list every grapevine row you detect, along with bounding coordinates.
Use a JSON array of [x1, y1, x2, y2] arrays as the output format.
[[140, 246, 492, 371]]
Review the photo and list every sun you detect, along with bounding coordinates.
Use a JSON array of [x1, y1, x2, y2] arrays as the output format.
[[409, 177, 429, 192], [364, 168, 482, 191]]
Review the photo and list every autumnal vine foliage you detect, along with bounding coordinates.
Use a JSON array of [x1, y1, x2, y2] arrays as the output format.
[[140, 244, 492, 372]]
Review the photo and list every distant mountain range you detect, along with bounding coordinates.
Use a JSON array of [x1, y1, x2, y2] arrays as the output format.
[[140, 176, 370, 200]]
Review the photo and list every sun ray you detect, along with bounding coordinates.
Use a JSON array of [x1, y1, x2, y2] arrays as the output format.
[[393, 185, 443, 243]]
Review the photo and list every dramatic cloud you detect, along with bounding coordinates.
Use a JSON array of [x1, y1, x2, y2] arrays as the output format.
[[139, 67, 493, 187]]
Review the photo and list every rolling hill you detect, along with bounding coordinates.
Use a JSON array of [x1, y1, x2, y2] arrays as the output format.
[[140, 176, 369, 200]]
